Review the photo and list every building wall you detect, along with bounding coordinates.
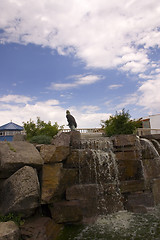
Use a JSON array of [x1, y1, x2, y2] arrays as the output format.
[[150, 114, 160, 129]]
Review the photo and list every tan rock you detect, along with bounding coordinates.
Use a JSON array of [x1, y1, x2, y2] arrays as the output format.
[[0, 221, 20, 240], [118, 159, 143, 181], [112, 135, 138, 147], [0, 141, 44, 178], [40, 145, 70, 163], [115, 151, 140, 161], [41, 164, 78, 204], [51, 132, 70, 147], [41, 163, 63, 204]]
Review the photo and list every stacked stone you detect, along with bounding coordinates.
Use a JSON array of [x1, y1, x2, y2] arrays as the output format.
[[113, 135, 160, 213]]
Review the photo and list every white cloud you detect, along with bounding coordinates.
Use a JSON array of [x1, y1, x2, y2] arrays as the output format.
[[0, 94, 109, 128], [108, 84, 123, 89], [114, 72, 160, 114], [49, 74, 103, 90], [81, 105, 100, 114], [0, 94, 33, 104], [0, 0, 159, 74]]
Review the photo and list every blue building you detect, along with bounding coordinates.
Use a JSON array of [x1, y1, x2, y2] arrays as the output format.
[[0, 121, 24, 141]]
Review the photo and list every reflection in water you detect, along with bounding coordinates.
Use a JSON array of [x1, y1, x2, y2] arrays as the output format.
[[57, 208, 160, 240]]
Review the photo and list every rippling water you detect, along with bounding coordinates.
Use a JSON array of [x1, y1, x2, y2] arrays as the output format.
[[57, 209, 160, 240]]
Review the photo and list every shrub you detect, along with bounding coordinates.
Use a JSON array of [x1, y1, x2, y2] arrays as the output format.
[[30, 135, 52, 144], [23, 117, 59, 141], [101, 109, 142, 137]]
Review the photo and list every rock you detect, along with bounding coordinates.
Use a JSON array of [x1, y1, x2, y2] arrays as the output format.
[[40, 145, 70, 163], [51, 132, 70, 147], [115, 151, 140, 161], [112, 135, 138, 147], [66, 183, 123, 217], [66, 184, 98, 201], [50, 201, 83, 223], [41, 164, 78, 204], [64, 149, 92, 168], [20, 217, 63, 240], [140, 138, 159, 159], [0, 166, 40, 217], [70, 131, 81, 148], [13, 134, 26, 141], [124, 191, 154, 211], [142, 158, 160, 181], [152, 178, 160, 205], [41, 163, 63, 204], [118, 159, 143, 181], [0, 141, 44, 178], [128, 205, 148, 214], [0, 221, 20, 240], [120, 180, 146, 193]]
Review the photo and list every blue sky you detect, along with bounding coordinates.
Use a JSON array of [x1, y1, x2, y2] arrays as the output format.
[[0, 0, 160, 128]]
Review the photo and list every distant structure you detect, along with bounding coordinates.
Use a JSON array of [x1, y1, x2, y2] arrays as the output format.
[[0, 121, 24, 141], [140, 113, 160, 135]]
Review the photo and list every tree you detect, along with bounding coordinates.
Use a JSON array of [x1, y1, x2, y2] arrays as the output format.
[[23, 117, 59, 142], [101, 109, 142, 137]]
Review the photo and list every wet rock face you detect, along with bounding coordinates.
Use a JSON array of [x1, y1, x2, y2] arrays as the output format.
[[112, 134, 160, 213], [0, 166, 40, 217], [1, 132, 160, 239]]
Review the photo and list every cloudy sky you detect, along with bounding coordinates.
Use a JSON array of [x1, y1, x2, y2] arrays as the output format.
[[0, 0, 160, 128]]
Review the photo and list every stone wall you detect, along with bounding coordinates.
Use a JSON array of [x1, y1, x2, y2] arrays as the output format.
[[1, 132, 160, 239]]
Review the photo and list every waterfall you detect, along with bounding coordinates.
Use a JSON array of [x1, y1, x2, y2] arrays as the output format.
[[78, 137, 123, 215], [140, 138, 160, 158]]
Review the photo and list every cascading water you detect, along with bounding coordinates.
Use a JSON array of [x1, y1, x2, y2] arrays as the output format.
[[58, 135, 160, 240]]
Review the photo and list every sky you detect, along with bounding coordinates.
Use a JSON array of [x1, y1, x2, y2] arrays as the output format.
[[0, 0, 160, 128]]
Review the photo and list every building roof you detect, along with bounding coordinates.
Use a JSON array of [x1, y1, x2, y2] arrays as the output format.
[[0, 122, 23, 131]]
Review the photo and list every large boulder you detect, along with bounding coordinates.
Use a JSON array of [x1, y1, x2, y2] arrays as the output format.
[[41, 164, 78, 204], [0, 166, 40, 217], [20, 217, 63, 240], [0, 221, 20, 240], [40, 145, 70, 163], [0, 141, 44, 178], [51, 132, 70, 147], [112, 135, 139, 147]]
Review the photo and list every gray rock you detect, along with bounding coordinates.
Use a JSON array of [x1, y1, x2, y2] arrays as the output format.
[[0, 141, 44, 178], [51, 132, 70, 147], [0, 166, 40, 217], [0, 221, 20, 240]]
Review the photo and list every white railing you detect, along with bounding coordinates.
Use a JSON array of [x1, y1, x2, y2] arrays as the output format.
[[62, 128, 104, 133], [136, 128, 160, 136]]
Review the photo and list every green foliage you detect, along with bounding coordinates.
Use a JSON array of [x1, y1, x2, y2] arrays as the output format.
[[101, 109, 142, 137], [0, 213, 25, 226], [30, 135, 52, 144], [23, 117, 59, 142], [7, 142, 16, 152]]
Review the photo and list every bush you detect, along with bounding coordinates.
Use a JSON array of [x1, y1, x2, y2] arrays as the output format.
[[30, 135, 52, 144], [101, 109, 142, 137], [23, 117, 59, 141]]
